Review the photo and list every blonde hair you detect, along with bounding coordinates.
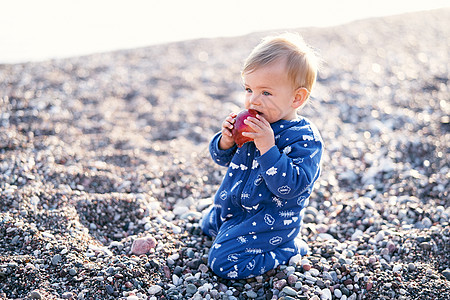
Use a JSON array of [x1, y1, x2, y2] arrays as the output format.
[[242, 32, 319, 95]]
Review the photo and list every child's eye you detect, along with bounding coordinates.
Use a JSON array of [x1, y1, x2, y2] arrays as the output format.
[[262, 91, 272, 96], [245, 88, 253, 93]]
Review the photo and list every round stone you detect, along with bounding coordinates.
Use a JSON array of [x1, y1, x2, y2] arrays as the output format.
[[245, 290, 258, 298], [282, 286, 298, 296], [186, 283, 197, 295], [334, 288, 343, 298], [29, 291, 42, 299]]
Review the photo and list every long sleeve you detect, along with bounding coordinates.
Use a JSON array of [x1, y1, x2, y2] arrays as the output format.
[[256, 128, 323, 199], [209, 132, 238, 167]]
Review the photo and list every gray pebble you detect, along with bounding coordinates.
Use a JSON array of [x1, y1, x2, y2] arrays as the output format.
[[29, 291, 42, 299], [62, 292, 73, 299], [186, 283, 197, 295], [51, 254, 62, 265], [69, 268, 77, 276], [282, 286, 298, 296], [443, 269, 450, 280], [105, 285, 114, 295], [245, 290, 258, 298]]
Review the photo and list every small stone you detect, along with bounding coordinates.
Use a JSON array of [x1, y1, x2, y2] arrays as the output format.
[[375, 231, 385, 242], [198, 283, 213, 293], [287, 274, 298, 285], [309, 268, 320, 277], [186, 258, 202, 269], [51, 254, 62, 265], [301, 259, 311, 271], [321, 288, 332, 300], [408, 263, 416, 272], [442, 269, 450, 280], [29, 290, 42, 299], [245, 290, 258, 298], [289, 254, 302, 265], [421, 217, 432, 228], [186, 248, 195, 258], [186, 283, 197, 295], [172, 274, 182, 286], [316, 279, 325, 289], [323, 271, 333, 281], [168, 253, 180, 261], [62, 292, 73, 299], [386, 241, 396, 253], [163, 265, 171, 278], [69, 268, 77, 276], [274, 279, 287, 290], [173, 265, 183, 276], [327, 272, 337, 283], [351, 229, 363, 241], [198, 263, 209, 273], [304, 274, 317, 284], [105, 285, 114, 295], [130, 235, 157, 255], [148, 285, 162, 295], [420, 242, 432, 250], [285, 265, 296, 276], [125, 281, 133, 288], [334, 288, 343, 298], [11, 235, 20, 245], [393, 264, 402, 272], [282, 286, 298, 296]]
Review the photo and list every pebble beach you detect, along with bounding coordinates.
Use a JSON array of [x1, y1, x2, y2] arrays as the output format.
[[1, 8, 449, 300]]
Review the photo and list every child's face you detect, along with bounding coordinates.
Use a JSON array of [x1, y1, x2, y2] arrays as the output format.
[[242, 59, 299, 123]]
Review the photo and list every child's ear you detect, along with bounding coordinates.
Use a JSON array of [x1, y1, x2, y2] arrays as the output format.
[[292, 87, 309, 109]]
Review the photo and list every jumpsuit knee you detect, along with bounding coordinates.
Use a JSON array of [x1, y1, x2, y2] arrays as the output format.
[[201, 208, 308, 279]]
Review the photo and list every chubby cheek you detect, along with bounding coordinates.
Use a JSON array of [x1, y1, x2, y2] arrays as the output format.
[[244, 96, 251, 109]]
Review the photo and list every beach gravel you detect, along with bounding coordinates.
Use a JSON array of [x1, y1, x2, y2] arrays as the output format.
[[1, 8, 449, 300]]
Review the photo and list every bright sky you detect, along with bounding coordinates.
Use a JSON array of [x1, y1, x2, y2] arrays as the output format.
[[0, 0, 448, 63]]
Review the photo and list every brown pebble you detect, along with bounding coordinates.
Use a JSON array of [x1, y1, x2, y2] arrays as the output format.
[[130, 235, 157, 255], [163, 265, 171, 279], [274, 279, 287, 290]]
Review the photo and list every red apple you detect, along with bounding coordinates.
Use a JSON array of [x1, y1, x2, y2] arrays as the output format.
[[232, 109, 258, 147]]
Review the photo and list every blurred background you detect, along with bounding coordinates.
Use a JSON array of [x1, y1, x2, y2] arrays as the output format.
[[1, 0, 449, 64]]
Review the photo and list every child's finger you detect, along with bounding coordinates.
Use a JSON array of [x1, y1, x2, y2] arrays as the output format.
[[223, 120, 233, 130]]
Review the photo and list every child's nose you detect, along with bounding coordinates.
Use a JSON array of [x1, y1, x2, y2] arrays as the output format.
[[250, 94, 261, 105]]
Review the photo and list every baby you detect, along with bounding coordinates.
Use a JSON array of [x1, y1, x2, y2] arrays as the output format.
[[201, 33, 323, 279]]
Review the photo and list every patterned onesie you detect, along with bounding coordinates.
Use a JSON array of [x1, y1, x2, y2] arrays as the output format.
[[201, 116, 323, 279]]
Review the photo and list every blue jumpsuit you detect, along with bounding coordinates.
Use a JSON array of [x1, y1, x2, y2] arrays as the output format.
[[201, 116, 323, 279]]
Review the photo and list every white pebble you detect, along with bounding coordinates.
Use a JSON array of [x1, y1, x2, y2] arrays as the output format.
[[393, 264, 402, 272], [148, 285, 162, 295], [321, 288, 332, 299], [309, 268, 320, 277], [334, 288, 343, 298], [172, 274, 182, 286]]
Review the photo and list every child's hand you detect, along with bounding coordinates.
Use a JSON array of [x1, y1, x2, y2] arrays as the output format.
[[219, 112, 237, 150], [242, 114, 275, 154]]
